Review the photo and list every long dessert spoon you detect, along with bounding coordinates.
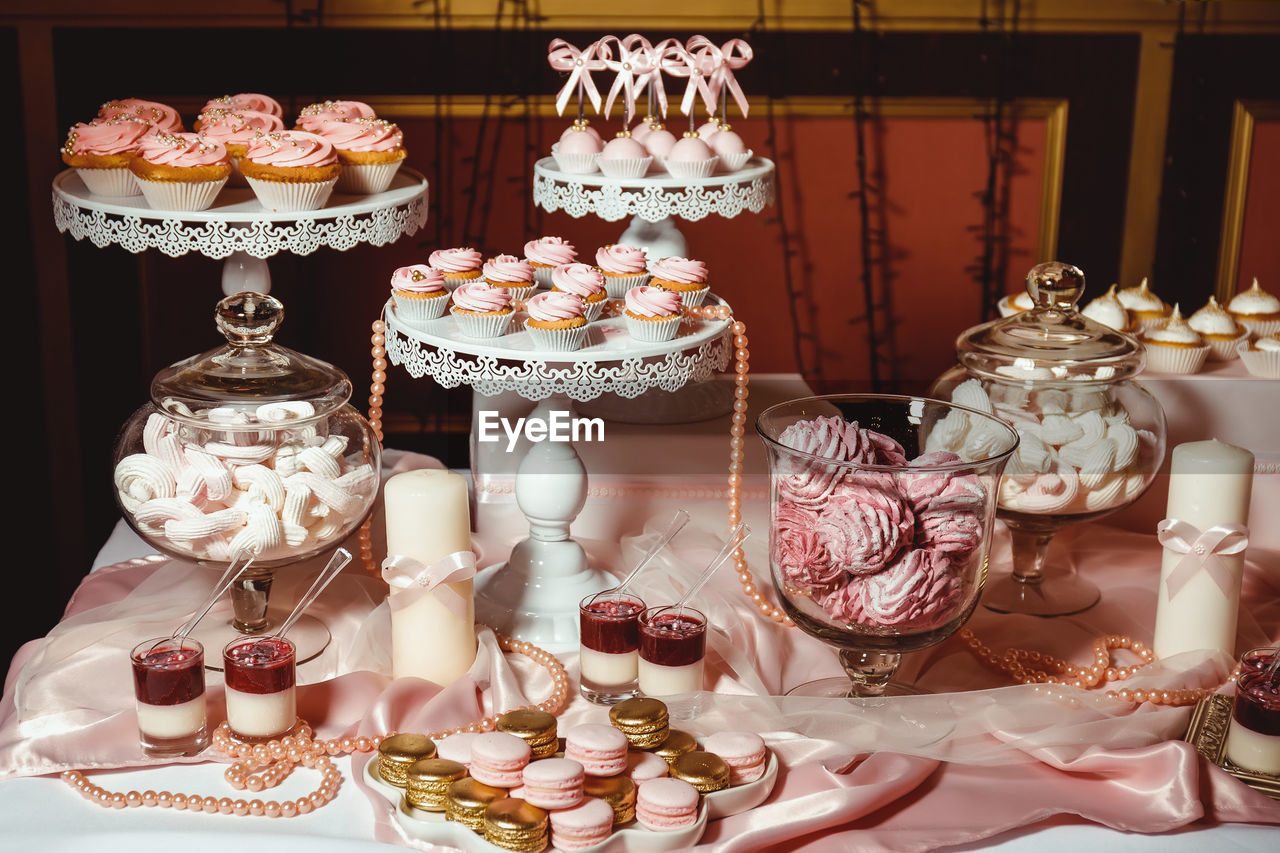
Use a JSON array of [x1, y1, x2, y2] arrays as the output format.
[[257, 547, 352, 649], [593, 509, 690, 604]]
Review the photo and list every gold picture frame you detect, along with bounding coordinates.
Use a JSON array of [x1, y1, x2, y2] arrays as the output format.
[[1215, 99, 1280, 302]]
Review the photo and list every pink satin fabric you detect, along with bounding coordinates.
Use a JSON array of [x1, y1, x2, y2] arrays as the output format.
[[2, 450, 1277, 850]]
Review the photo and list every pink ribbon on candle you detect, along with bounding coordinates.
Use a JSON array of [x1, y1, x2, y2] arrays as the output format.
[[661, 39, 716, 116], [1156, 519, 1249, 599], [382, 551, 477, 619], [711, 37, 753, 118], [548, 39, 605, 116]]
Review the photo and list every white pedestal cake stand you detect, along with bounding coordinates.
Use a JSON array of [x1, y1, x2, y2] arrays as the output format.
[[52, 166, 430, 295], [384, 296, 733, 651]]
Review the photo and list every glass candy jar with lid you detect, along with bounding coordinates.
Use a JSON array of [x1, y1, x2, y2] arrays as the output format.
[[112, 292, 380, 660], [929, 262, 1167, 616]]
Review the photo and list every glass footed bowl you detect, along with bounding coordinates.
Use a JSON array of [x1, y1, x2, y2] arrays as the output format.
[[756, 394, 1018, 697]]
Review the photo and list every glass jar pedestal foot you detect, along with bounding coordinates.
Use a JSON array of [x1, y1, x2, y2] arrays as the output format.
[[981, 525, 1100, 617], [785, 651, 927, 699]]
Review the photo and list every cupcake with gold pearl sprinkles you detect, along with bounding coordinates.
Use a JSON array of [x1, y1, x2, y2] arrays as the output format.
[[390, 264, 450, 327], [1139, 304, 1209, 374], [524, 236, 578, 287], [314, 117, 407, 194], [199, 93, 283, 121], [239, 130, 341, 211], [194, 109, 284, 186], [95, 98, 184, 133], [524, 290, 589, 352], [61, 118, 153, 196], [294, 99, 378, 132], [1227, 278, 1280, 338], [127, 131, 231, 211]]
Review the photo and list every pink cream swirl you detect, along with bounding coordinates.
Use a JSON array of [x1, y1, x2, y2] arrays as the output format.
[[552, 263, 606, 298], [391, 264, 446, 294], [814, 479, 915, 575], [774, 416, 906, 505], [451, 282, 512, 313], [295, 100, 377, 132], [595, 244, 648, 274], [526, 290, 586, 322], [96, 99, 183, 132], [650, 256, 708, 285], [314, 117, 403, 152], [483, 254, 535, 284], [525, 236, 578, 266], [135, 132, 228, 167], [430, 247, 483, 274], [62, 119, 153, 156], [243, 131, 337, 167], [624, 285, 682, 318], [773, 501, 840, 592], [196, 110, 284, 145], [201, 93, 283, 118], [827, 548, 961, 628]]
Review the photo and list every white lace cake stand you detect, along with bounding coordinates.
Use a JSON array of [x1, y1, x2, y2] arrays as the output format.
[[52, 167, 430, 295], [384, 296, 733, 651]]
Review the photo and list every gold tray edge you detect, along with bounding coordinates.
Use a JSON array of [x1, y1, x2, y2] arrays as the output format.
[[1185, 694, 1280, 801]]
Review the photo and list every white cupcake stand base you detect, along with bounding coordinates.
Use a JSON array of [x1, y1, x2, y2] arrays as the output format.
[[384, 297, 732, 651]]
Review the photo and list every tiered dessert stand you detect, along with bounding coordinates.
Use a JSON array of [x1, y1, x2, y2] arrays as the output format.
[[52, 167, 430, 295], [384, 297, 734, 652]]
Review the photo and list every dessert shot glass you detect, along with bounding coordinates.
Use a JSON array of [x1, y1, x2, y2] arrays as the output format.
[[131, 637, 209, 757], [222, 635, 299, 741], [1240, 646, 1278, 675], [579, 592, 645, 705], [1226, 668, 1280, 775], [638, 606, 706, 715]]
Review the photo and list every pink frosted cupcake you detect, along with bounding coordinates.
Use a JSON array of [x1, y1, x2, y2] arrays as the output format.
[[650, 257, 710, 307], [294, 100, 377, 132], [128, 132, 230, 211], [483, 254, 537, 302], [624, 286, 684, 342], [450, 282, 515, 338], [524, 236, 578, 287], [390, 264, 450, 327], [239, 130, 341, 211], [525, 290, 589, 351], [429, 247, 484, 289], [199, 93, 283, 120], [551, 263, 608, 322], [96, 99, 184, 133], [314, 117, 407, 194], [60, 118, 153, 196], [194, 109, 284, 186], [595, 244, 650, 298]]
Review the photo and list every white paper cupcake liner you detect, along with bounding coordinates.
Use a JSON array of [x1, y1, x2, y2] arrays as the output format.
[[441, 273, 483, 292], [524, 321, 588, 352], [336, 160, 402, 195], [1135, 313, 1171, 333], [601, 272, 651, 299], [1144, 343, 1209, 374], [392, 290, 450, 326], [718, 150, 753, 172], [665, 156, 719, 180], [451, 307, 514, 338], [580, 297, 607, 323], [135, 176, 228, 212], [76, 167, 140, 197], [552, 150, 601, 175], [660, 285, 709, 307], [531, 266, 557, 288], [1237, 316, 1280, 338], [1237, 340, 1280, 378], [625, 313, 682, 342], [245, 175, 338, 212], [1202, 330, 1249, 361], [598, 156, 653, 179], [489, 283, 537, 303]]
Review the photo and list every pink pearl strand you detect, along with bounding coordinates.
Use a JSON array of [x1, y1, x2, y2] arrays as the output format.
[[61, 633, 571, 816]]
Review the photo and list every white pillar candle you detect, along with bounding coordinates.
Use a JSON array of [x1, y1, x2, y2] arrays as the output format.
[[384, 469, 477, 683], [1153, 440, 1254, 660]]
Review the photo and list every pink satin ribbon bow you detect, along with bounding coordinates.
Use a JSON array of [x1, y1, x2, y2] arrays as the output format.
[[548, 39, 606, 116], [381, 551, 477, 619], [661, 39, 716, 116], [1156, 519, 1249, 599], [710, 37, 753, 118], [599, 35, 658, 121]]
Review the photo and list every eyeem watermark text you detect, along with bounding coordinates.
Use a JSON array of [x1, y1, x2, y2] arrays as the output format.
[[477, 410, 605, 452]]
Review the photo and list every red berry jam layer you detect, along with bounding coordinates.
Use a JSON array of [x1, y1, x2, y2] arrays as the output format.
[[132, 647, 204, 706], [639, 612, 706, 667], [223, 638, 296, 695], [580, 596, 644, 654], [1233, 671, 1280, 737]]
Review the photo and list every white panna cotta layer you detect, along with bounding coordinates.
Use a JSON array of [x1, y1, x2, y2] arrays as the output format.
[[580, 648, 638, 687], [136, 696, 206, 739], [1225, 718, 1280, 775], [638, 658, 703, 696], [225, 686, 296, 738]]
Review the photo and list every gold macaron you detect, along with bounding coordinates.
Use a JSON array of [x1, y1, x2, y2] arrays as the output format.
[[608, 697, 670, 749], [483, 797, 549, 852], [377, 733, 437, 787], [582, 774, 637, 826], [650, 729, 697, 764], [496, 709, 559, 759], [405, 757, 468, 812], [445, 777, 508, 833], [671, 750, 731, 793]]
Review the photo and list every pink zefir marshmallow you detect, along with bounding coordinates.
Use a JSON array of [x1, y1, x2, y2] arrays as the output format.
[[201, 93, 284, 118], [195, 109, 284, 146], [627, 750, 671, 784], [772, 500, 840, 592], [814, 478, 915, 575], [434, 732, 479, 766], [703, 731, 768, 785], [521, 757, 585, 809], [595, 243, 648, 274], [550, 797, 614, 851], [483, 253, 536, 284], [825, 547, 961, 629], [624, 285, 682, 318], [96, 99, 183, 132], [551, 263, 607, 300], [650, 256, 708, 286], [468, 731, 531, 788], [451, 282, 513, 313], [524, 236, 578, 267], [62, 118, 154, 156], [135, 132, 229, 167], [775, 416, 908, 507], [294, 99, 377, 132], [242, 130, 337, 167], [636, 777, 700, 831], [563, 723, 629, 777], [429, 247, 483, 274], [525, 290, 586, 322], [390, 264, 446, 294]]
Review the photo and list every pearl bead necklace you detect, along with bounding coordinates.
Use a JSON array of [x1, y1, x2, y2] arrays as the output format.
[[61, 632, 570, 817]]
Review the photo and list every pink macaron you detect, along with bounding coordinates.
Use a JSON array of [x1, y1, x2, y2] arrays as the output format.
[[703, 731, 768, 785], [627, 750, 670, 784], [564, 723, 630, 777], [435, 732, 479, 767], [550, 796, 614, 850], [636, 777, 700, 830], [521, 757, 585, 809], [469, 731, 531, 788]]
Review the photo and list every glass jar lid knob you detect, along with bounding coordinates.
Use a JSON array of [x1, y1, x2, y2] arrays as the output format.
[[1026, 261, 1085, 310], [216, 292, 284, 345]]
